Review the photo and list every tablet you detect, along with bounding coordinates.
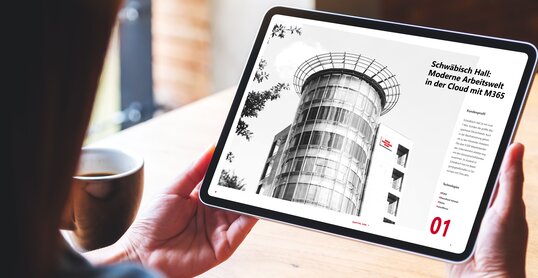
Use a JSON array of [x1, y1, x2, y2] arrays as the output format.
[[200, 6, 537, 262]]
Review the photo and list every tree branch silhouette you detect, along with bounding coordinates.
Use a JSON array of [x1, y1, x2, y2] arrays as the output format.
[[236, 83, 290, 140]]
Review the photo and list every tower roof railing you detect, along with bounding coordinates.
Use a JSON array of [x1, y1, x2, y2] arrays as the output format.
[[293, 52, 400, 115]]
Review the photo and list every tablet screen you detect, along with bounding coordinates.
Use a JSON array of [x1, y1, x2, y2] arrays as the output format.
[[204, 12, 531, 256]]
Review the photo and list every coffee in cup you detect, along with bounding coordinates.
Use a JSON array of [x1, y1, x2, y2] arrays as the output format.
[[61, 147, 144, 251]]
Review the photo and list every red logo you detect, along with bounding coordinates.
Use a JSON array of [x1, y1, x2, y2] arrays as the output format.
[[380, 137, 392, 150]]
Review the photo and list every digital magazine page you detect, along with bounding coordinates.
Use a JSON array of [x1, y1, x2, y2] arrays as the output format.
[[208, 15, 528, 253]]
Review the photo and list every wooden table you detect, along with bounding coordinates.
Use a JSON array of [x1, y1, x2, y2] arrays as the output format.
[[93, 77, 538, 277]]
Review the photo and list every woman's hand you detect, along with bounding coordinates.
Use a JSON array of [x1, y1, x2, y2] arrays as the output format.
[[448, 143, 528, 277], [86, 146, 257, 277]]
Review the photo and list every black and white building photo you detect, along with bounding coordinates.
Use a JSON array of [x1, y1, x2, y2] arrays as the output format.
[[256, 52, 412, 222]]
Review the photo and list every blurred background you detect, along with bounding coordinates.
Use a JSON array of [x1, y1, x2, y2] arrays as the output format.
[[87, 0, 538, 142]]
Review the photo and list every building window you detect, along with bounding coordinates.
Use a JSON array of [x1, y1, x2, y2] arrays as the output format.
[[310, 131, 322, 145], [283, 183, 296, 201], [328, 74, 341, 85], [290, 130, 367, 163], [327, 133, 344, 150], [281, 161, 290, 173], [314, 87, 325, 101], [283, 156, 343, 179], [306, 184, 319, 203], [387, 193, 399, 216], [337, 167, 347, 182], [303, 157, 314, 172], [348, 170, 361, 187], [397, 145, 409, 167], [313, 158, 327, 174], [319, 75, 330, 86], [350, 142, 367, 164], [330, 192, 343, 211], [293, 183, 308, 201], [290, 134, 299, 148], [317, 187, 331, 206], [292, 158, 304, 172], [268, 141, 278, 158], [273, 185, 285, 199], [298, 105, 375, 135], [392, 169, 404, 191], [325, 86, 336, 99], [267, 140, 278, 157], [345, 198, 356, 215], [261, 160, 273, 179], [299, 132, 311, 146], [307, 106, 319, 121]]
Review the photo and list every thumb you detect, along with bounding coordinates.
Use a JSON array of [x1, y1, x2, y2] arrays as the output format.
[[164, 145, 215, 198], [491, 143, 525, 215]]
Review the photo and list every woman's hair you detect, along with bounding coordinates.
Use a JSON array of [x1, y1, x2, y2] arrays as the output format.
[[10, 1, 121, 276]]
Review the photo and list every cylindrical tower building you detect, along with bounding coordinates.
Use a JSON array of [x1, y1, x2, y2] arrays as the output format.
[[270, 52, 400, 215]]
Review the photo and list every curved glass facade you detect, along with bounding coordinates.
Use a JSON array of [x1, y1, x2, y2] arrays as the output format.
[[273, 70, 384, 215]]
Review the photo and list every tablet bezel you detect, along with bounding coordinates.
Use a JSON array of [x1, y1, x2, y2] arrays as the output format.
[[200, 6, 537, 262]]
